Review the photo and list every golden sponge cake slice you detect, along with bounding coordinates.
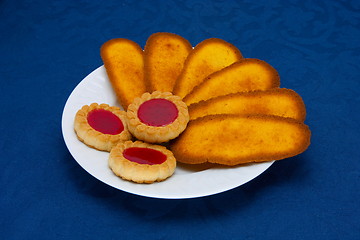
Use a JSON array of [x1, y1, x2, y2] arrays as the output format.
[[144, 32, 192, 92], [173, 38, 243, 99], [188, 88, 306, 121], [101, 38, 146, 110], [170, 114, 311, 165], [183, 58, 280, 106]]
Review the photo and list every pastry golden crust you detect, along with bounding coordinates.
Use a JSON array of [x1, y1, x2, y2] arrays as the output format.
[[144, 32, 192, 92], [188, 88, 306, 121], [101, 38, 147, 110], [170, 114, 311, 165], [108, 141, 176, 183], [183, 58, 280, 105], [173, 38, 243, 99], [126, 91, 189, 143], [74, 103, 132, 152]]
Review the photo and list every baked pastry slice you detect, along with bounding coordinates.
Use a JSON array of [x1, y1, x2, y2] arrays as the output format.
[[109, 141, 176, 183], [188, 88, 306, 121], [170, 114, 311, 165], [101, 38, 147, 110], [183, 58, 280, 105], [144, 32, 192, 92], [173, 38, 243, 99], [126, 91, 189, 143], [74, 103, 132, 151]]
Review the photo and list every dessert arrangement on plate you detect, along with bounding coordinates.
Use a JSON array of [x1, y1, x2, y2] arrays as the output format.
[[74, 32, 311, 184]]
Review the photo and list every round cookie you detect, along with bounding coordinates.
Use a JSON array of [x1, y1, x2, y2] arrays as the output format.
[[109, 141, 176, 183], [74, 103, 132, 151], [126, 91, 189, 143]]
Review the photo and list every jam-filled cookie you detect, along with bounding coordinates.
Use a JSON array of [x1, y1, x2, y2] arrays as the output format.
[[109, 141, 176, 183], [74, 103, 132, 151], [126, 91, 189, 143]]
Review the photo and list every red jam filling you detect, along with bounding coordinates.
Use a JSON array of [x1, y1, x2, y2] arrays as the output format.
[[137, 98, 178, 127], [87, 109, 124, 135], [123, 147, 167, 165]]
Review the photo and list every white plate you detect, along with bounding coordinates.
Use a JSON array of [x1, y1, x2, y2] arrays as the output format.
[[61, 66, 274, 199]]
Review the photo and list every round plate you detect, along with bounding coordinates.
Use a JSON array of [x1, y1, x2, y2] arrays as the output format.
[[61, 66, 274, 199]]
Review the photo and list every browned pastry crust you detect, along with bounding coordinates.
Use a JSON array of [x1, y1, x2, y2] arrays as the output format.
[[144, 32, 192, 92], [173, 38, 243, 99], [126, 91, 189, 143], [101, 38, 147, 110], [74, 103, 132, 152], [108, 141, 176, 183], [188, 88, 306, 121], [183, 58, 280, 106], [170, 114, 311, 165]]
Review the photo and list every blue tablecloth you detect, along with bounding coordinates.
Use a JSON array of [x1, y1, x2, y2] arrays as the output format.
[[1, 0, 359, 239]]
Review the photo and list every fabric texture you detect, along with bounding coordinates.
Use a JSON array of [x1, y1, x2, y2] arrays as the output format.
[[0, 0, 359, 239]]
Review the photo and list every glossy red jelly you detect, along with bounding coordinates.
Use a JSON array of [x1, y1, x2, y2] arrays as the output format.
[[87, 109, 124, 135], [137, 98, 178, 127], [123, 147, 167, 165]]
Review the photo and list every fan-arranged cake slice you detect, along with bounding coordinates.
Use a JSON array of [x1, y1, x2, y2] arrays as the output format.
[[173, 38, 243, 99], [144, 32, 192, 92], [101, 38, 147, 110], [170, 114, 311, 165], [188, 88, 306, 121], [183, 58, 280, 106]]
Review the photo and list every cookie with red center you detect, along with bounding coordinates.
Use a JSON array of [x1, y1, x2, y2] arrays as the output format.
[[126, 91, 189, 143], [74, 103, 132, 151], [109, 141, 176, 183]]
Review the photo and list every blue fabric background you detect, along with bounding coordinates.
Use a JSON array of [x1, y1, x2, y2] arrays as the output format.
[[1, 0, 359, 239]]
